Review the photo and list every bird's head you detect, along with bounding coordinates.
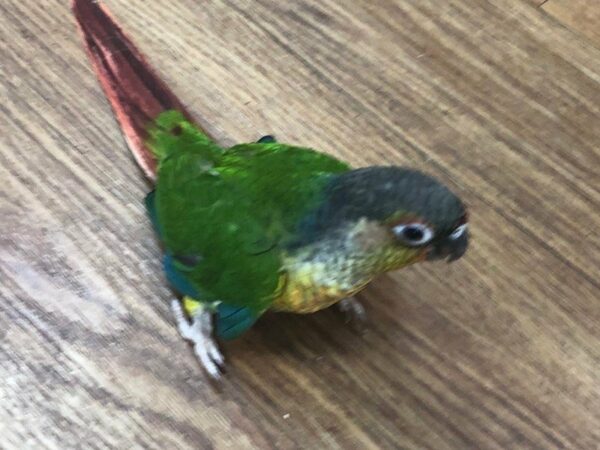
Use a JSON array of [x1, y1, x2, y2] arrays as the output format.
[[297, 167, 469, 270]]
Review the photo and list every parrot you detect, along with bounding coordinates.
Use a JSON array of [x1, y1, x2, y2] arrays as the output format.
[[72, 0, 469, 378]]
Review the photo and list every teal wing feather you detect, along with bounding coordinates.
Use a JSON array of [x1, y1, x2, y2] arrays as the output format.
[[149, 112, 350, 334]]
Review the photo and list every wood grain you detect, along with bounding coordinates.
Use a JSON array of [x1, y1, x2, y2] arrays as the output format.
[[2, 0, 600, 448], [542, 0, 600, 48]]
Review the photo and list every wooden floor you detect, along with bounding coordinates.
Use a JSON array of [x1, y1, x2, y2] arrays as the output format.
[[2, 0, 599, 448]]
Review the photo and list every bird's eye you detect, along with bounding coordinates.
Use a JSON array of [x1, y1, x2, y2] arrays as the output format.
[[449, 223, 468, 240], [392, 223, 434, 246]]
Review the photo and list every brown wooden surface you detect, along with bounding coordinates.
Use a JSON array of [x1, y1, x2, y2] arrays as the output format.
[[542, 0, 600, 48], [2, 0, 600, 448]]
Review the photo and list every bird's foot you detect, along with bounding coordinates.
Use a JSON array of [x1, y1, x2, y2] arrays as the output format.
[[171, 299, 224, 379], [338, 297, 367, 332], [256, 135, 276, 143]]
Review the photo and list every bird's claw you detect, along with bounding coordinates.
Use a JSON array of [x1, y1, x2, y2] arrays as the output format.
[[171, 300, 224, 379], [256, 135, 276, 143], [338, 297, 367, 332]]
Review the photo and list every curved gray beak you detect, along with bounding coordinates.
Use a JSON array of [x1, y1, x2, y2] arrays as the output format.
[[427, 229, 469, 263]]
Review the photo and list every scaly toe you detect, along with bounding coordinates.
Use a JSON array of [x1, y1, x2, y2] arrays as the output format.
[[208, 342, 225, 367], [338, 298, 367, 333], [338, 297, 367, 323], [171, 299, 193, 338], [192, 339, 222, 379], [171, 299, 225, 378]]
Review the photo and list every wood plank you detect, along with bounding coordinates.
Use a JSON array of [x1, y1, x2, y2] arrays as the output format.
[[1, 0, 600, 448], [542, 0, 600, 48]]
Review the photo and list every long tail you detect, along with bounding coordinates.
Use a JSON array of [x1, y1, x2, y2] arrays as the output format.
[[72, 0, 195, 181]]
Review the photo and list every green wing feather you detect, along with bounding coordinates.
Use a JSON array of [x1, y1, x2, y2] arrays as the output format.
[[148, 111, 350, 314]]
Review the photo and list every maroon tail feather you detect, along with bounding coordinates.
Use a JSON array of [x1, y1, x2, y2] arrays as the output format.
[[72, 0, 193, 181]]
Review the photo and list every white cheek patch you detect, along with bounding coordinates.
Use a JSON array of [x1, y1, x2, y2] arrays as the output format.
[[449, 223, 468, 240]]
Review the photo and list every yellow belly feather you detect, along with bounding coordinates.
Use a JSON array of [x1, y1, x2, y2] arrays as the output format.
[[271, 258, 370, 313], [271, 218, 423, 314]]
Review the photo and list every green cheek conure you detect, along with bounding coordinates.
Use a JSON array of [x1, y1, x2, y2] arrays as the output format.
[[73, 0, 469, 378]]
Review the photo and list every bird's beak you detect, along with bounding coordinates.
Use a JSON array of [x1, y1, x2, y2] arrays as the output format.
[[427, 228, 469, 263]]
